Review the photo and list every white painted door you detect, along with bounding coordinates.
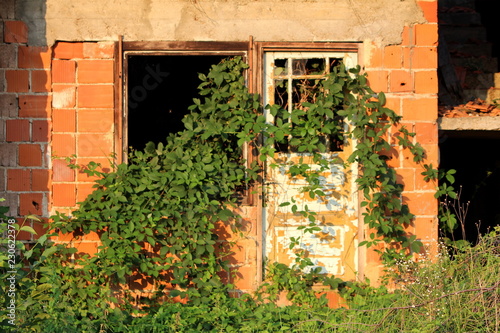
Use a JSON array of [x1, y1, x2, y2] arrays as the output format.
[[262, 51, 359, 279]]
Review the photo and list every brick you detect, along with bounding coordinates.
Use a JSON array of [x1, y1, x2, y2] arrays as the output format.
[[19, 95, 51, 118], [415, 165, 437, 191], [73, 241, 99, 258], [7, 169, 30, 191], [52, 133, 76, 157], [19, 144, 43, 166], [0, 143, 17, 167], [365, 43, 383, 68], [414, 70, 437, 94], [366, 70, 388, 93], [384, 97, 402, 116], [52, 109, 76, 132], [380, 146, 400, 169], [18, 46, 51, 69], [414, 122, 438, 145], [417, 1, 438, 23], [0, 94, 18, 117], [414, 217, 438, 241], [33, 219, 49, 236], [389, 70, 413, 93], [365, 241, 384, 264], [52, 158, 75, 182], [404, 192, 437, 216], [32, 169, 50, 191], [229, 265, 257, 291], [401, 26, 413, 46], [4, 21, 28, 44], [77, 133, 113, 157], [6, 119, 30, 142], [414, 24, 438, 46], [401, 47, 413, 68], [52, 85, 76, 108], [52, 183, 76, 207], [78, 85, 114, 108], [233, 239, 257, 264], [52, 60, 76, 83], [411, 46, 438, 69], [0, 44, 17, 68], [421, 143, 438, 164], [78, 109, 113, 132], [31, 70, 51, 92], [76, 183, 96, 202], [384, 45, 403, 69], [402, 143, 439, 169], [78, 60, 114, 84], [76, 157, 112, 174], [402, 47, 411, 69], [32, 120, 49, 142], [20, 192, 43, 216], [396, 168, 415, 192], [402, 97, 437, 121], [315, 290, 346, 309], [53, 42, 84, 60], [401, 146, 420, 169], [5, 69, 29, 92], [83, 42, 115, 59]]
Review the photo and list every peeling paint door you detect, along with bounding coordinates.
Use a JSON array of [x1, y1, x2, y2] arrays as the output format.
[[262, 51, 359, 280]]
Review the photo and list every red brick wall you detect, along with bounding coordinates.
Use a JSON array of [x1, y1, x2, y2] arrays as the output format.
[[50, 41, 116, 215], [363, 0, 439, 281], [1, 0, 438, 291], [1, 19, 51, 240]]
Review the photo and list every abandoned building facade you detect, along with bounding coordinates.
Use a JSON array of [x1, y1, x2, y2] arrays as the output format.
[[1, 0, 445, 294]]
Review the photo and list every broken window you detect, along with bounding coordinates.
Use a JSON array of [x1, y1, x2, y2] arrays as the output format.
[[125, 55, 227, 151], [264, 52, 357, 153], [123, 42, 248, 153], [122, 43, 252, 203]]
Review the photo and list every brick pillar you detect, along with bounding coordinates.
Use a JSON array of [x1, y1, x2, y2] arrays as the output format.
[[363, 0, 439, 282], [51, 41, 115, 215], [1, 15, 51, 240], [50, 41, 116, 256]]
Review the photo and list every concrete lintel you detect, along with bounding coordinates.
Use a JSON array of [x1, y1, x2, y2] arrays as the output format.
[[438, 116, 500, 131]]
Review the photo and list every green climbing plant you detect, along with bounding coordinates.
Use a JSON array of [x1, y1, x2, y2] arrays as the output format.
[[39, 55, 434, 316]]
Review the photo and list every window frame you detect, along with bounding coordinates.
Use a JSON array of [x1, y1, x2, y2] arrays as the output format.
[[120, 41, 248, 160], [263, 50, 357, 153]]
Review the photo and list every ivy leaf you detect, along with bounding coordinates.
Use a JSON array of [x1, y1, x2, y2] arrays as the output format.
[[19, 226, 37, 234]]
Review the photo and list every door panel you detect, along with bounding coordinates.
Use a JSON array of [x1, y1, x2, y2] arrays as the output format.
[[263, 51, 359, 279]]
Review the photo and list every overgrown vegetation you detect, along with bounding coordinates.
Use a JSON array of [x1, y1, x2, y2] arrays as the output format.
[[3, 56, 494, 332]]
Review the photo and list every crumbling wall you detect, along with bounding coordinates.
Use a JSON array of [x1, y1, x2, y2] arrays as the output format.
[[15, 0, 428, 47]]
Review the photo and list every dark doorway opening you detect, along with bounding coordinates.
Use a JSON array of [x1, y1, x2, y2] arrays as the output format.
[[439, 132, 500, 242], [126, 55, 227, 151], [475, 0, 500, 72]]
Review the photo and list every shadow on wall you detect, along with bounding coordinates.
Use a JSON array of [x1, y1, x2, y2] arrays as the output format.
[[15, 0, 47, 46], [1, 0, 50, 221]]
